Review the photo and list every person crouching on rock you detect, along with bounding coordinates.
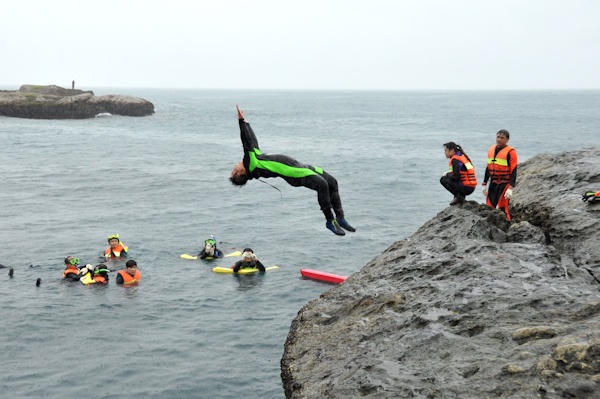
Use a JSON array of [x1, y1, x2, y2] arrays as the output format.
[[440, 142, 477, 205], [116, 260, 141, 285], [232, 248, 266, 273]]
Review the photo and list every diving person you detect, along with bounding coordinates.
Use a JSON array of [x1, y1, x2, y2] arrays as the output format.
[[232, 248, 266, 273], [229, 105, 355, 236], [197, 237, 224, 259], [440, 142, 477, 205], [116, 259, 141, 285], [104, 233, 128, 258], [482, 130, 518, 221]]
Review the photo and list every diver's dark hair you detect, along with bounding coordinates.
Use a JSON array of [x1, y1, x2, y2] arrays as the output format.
[[443, 142, 471, 162], [229, 174, 249, 186], [497, 129, 510, 139]]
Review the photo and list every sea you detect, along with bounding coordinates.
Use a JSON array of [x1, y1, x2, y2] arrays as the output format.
[[1, 89, 599, 398]]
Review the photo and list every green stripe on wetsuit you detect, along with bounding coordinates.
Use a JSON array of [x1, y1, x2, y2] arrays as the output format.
[[249, 149, 323, 178]]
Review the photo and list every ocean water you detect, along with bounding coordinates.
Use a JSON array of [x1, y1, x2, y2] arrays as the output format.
[[1, 89, 599, 398]]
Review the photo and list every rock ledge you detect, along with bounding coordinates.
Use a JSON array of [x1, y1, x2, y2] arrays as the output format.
[[281, 148, 600, 398], [0, 85, 154, 119]]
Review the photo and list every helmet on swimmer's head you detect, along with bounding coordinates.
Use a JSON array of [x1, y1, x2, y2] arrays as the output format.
[[108, 233, 120, 243]]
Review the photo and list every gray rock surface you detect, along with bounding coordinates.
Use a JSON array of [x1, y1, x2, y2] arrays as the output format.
[[0, 84, 154, 119], [281, 148, 600, 398]]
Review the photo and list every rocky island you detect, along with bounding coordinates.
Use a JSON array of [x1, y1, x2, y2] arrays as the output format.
[[0, 85, 154, 119], [281, 148, 600, 398]]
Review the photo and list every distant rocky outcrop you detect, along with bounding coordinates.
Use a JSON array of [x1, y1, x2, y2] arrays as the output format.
[[0, 85, 154, 119], [281, 148, 600, 398]]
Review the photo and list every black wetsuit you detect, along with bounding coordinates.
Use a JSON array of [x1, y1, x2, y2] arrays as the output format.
[[239, 119, 344, 221], [232, 259, 266, 273], [63, 270, 81, 281]]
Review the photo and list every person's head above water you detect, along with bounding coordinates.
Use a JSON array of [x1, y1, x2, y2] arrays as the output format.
[[242, 248, 256, 261], [230, 161, 249, 186], [64, 256, 80, 266], [204, 238, 217, 256], [108, 233, 120, 247], [125, 259, 138, 276]]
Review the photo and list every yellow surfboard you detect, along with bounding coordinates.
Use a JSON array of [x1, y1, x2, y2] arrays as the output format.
[[212, 266, 279, 274], [180, 251, 242, 260]]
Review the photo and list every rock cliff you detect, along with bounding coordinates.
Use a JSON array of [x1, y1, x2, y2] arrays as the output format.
[[281, 148, 600, 398], [0, 85, 154, 119]]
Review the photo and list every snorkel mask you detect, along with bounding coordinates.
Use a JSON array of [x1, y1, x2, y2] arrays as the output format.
[[68, 257, 80, 266]]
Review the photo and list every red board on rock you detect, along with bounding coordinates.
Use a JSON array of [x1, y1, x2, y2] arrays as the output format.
[[300, 268, 347, 284]]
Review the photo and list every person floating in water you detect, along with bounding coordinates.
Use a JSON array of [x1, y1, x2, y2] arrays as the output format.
[[230, 105, 355, 236], [63, 256, 84, 281], [440, 142, 477, 205], [116, 259, 141, 285], [105, 233, 128, 259], [197, 236, 223, 259], [232, 248, 266, 273]]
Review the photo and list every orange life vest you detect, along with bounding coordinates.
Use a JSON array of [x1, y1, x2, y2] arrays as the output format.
[[118, 269, 141, 285], [63, 266, 79, 278], [93, 274, 108, 284], [449, 154, 477, 187], [487, 145, 515, 185], [105, 243, 128, 258]]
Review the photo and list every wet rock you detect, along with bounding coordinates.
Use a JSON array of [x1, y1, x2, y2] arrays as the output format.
[[0, 84, 154, 119], [281, 148, 600, 398]]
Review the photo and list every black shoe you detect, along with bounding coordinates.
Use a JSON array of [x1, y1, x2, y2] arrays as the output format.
[[449, 197, 465, 206], [326, 219, 346, 236], [337, 217, 356, 232]]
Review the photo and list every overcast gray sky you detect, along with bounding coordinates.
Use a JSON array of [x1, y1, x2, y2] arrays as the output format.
[[2, 0, 599, 90]]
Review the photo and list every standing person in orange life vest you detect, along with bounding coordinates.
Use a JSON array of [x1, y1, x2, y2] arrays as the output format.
[[440, 142, 477, 206], [105, 233, 128, 258], [482, 130, 518, 221], [116, 259, 141, 285]]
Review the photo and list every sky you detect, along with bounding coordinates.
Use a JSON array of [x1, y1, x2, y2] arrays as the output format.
[[1, 0, 599, 90]]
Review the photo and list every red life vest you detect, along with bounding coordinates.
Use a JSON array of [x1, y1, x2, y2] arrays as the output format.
[[63, 266, 79, 278], [118, 269, 141, 285], [449, 154, 477, 187], [105, 243, 128, 258], [487, 145, 515, 185]]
